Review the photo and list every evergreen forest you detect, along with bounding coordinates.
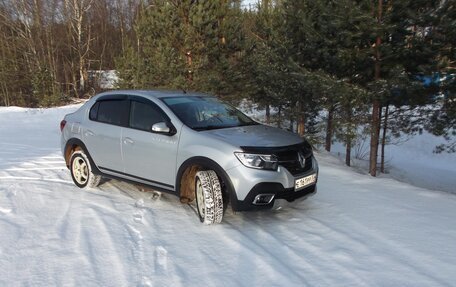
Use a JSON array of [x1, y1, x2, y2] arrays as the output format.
[[0, 0, 454, 175]]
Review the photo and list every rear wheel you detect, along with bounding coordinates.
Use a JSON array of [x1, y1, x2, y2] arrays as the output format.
[[70, 150, 101, 189], [195, 170, 223, 224]]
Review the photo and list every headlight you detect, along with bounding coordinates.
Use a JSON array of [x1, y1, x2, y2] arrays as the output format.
[[234, 152, 278, 170]]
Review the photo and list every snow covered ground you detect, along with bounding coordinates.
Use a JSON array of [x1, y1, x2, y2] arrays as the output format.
[[0, 105, 455, 286], [331, 132, 456, 194]]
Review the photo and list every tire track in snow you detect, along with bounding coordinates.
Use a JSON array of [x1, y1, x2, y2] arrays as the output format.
[[0, 156, 64, 161], [220, 205, 378, 286], [79, 208, 128, 286], [0, 142, 56, 150], [0, 207, 13, 214], [309, 214, 454, 286], [0, 151, 385, 286], [4, 167, 65, 171], [0, 154, 65, 173], [125, 220, 152, 286], [0, 185, 16, 216], [221, 220, 315, 286], [55, 188, 132, 285], [55, 201, 78, 243], [89, 190, 172, 286], [126, 195, 176, 286], [0, 164, 71, 193], [249, 217, 370, 287], [0, 160, 64, 166], [88, 197, 152, 286], [0, 176, 72, 185], [138, 201, 189, 286]]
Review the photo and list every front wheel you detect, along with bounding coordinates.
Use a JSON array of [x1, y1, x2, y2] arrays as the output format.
[[70, 150, 101, 189], [195, 170, 223, 224]]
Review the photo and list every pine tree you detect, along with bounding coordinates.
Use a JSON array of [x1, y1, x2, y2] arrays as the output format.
[[424, 0, 456, 153], [116, 0, 245, 97], [241, 0, 289, 124], [367, 0, 444, 174], [279, 0, 371, 153]]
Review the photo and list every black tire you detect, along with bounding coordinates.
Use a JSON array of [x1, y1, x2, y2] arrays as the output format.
[[195, 170, 223, 224], [70, 150, 101, 189]]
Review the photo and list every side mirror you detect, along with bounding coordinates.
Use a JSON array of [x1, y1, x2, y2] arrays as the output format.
[[152, 122, 175, 135]]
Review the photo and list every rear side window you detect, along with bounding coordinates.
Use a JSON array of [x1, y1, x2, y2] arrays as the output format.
[[91, 100, 129, 126], [130, 101, 166, 131], [89, 102, 99, 120]]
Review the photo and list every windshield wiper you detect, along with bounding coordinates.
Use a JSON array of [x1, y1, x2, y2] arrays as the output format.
[[193, 123, 259, 131], [239, 121, 260, 126], [193, 125, 225, 131]]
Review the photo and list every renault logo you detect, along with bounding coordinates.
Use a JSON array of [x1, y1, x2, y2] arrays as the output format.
[[298, 151, 305, 168]]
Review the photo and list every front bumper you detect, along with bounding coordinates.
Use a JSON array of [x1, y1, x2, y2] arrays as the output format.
[[231, 183, 317, 211], [227, 156, 318, 211]]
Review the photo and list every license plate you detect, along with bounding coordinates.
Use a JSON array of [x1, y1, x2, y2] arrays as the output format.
[[295, 174, 317, 191]]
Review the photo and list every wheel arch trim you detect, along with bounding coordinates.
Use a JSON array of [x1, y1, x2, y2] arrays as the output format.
[[64, 138, 101, 174], [175, 156, 238, 208]]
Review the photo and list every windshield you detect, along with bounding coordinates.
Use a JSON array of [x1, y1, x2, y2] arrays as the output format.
[[162, 96, 258, 131]]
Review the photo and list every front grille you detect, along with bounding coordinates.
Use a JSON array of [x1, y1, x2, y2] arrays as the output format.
[[240, 142, 313, 176], [277, 149, 313, 175]]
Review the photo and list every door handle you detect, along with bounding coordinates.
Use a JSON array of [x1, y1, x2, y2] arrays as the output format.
[[85, 130, 94, 136], [123, 137, 134, 145]]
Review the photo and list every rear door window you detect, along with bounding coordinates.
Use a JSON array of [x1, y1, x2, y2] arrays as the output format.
[[93, 100, 129, 126]]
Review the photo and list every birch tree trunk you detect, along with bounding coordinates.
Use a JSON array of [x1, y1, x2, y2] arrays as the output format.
[[65, 0, 93, 96]]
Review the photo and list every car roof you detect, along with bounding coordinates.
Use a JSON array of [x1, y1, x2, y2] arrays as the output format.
[[94, 89, 210, 100]]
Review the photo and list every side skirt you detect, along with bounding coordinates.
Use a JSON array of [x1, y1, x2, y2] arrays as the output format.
[[98, 166, 177, 195]]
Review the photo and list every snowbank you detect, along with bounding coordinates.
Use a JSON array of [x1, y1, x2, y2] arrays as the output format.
[[331, 131, 456, 194]]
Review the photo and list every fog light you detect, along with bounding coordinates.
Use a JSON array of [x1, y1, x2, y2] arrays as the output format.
[[252, 194, 275, 205]]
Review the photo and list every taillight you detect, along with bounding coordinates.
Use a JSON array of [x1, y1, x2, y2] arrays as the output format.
[[60, 120, 67, 132]]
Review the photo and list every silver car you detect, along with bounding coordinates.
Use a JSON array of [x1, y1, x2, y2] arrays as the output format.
[[60, 90, 318, 224]]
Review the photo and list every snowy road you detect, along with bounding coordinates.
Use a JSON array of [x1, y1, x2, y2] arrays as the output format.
[[0, 106, 455, 286]]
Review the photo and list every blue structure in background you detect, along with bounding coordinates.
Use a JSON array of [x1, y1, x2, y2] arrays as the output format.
[[416, 73, 455, 87]]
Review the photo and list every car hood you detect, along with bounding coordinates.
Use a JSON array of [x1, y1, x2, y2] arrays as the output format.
[[202, 125, 304, 148]]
